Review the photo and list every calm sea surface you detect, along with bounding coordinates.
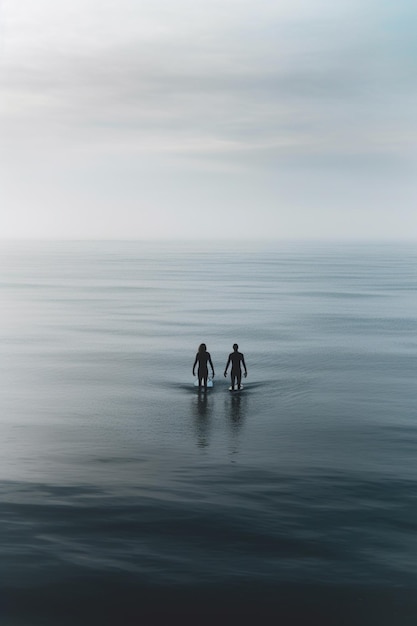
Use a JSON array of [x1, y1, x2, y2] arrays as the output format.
[[1, 240, 416, 625]]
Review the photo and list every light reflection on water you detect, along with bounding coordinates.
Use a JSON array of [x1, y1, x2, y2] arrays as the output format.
[[0, 240, 417, 624]]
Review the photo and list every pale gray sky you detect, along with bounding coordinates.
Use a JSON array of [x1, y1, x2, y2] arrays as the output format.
[[1, 0, 416, 239]]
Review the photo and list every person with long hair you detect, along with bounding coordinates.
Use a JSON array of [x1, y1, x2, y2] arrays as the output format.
[[192, 343, 215, 390]]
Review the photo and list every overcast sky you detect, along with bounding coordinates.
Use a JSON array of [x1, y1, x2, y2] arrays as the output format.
[[1, 0, 416, 239]]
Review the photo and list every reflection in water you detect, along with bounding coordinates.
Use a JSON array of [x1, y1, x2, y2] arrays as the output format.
[[191, 390, 213, 448], [226, 392, 247, 457], [190, 388, 249, 453]]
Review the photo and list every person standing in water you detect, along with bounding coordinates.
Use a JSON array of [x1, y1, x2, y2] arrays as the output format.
[[193, 343, 215, 390], [224, 344, 247, 390]]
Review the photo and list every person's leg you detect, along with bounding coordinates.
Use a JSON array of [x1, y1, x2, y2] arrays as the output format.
[[236, 370, 242, 389], [200, 368, 208, 390]]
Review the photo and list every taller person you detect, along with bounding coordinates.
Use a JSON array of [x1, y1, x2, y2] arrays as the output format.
[[224, 344, 247, 390]]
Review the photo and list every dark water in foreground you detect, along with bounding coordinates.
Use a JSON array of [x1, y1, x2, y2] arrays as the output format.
[[1, 240, 416, 625]]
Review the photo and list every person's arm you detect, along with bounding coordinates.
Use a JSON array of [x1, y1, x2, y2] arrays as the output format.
[[223, 355, 231, 377], [208, 355, 215, 377], [192, 354, 198, 376], [242, 355, 248, 377]]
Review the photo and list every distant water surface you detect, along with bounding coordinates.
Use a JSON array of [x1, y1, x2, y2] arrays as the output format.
[[0, 240, 416, 625]]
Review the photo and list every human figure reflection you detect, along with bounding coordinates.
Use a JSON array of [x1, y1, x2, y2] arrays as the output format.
[[192, 389, 212, 448], [226, 392, 247, 458]]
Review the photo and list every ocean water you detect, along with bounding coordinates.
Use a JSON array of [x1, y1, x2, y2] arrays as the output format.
[[0, 240, 416, 625]]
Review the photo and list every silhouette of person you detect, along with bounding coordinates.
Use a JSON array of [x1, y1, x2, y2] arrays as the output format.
[[224, 344, 247, 390], [193, 343, 215, 390]]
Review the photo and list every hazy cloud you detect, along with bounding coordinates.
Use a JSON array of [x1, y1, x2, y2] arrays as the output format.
[[1, 0, 416, 238]]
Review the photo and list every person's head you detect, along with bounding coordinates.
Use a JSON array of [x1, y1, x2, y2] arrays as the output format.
[[233, 343, 238, 351], [199, 343, 207, 353]]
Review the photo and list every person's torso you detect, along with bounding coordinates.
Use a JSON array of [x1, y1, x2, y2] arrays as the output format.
[[197, 352, 210, 367], [230, 352, 243, 368]]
